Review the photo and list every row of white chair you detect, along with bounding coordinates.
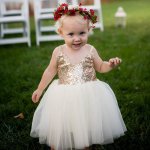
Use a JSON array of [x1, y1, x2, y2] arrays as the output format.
[[0, 0, 31, 46], [0, 0, 104, 47]]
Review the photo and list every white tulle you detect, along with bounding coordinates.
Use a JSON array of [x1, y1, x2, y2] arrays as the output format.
[[30, 79, 127, 150]]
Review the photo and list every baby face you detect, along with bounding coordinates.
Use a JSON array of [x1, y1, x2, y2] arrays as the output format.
[[59, 15, 89, 50]]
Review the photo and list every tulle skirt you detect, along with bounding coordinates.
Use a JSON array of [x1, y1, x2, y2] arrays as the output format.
[[30, 79, 127, 150]]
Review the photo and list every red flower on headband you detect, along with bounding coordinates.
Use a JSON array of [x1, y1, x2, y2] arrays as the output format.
[[61, 3, 68, 7], [53, 3, 97, 25], [68, 8, 76, 16], [90, 9, 95, 15]]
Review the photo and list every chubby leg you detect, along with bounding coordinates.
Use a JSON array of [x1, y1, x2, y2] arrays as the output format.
[[84, 147, 90, 150], [50, 145, 55, 150]]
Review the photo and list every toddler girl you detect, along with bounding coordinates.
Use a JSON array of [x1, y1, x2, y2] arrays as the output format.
[[30, 3, 127, 150]]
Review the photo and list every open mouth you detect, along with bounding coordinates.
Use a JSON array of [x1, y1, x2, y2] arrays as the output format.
[[73, 43, 82, 47]]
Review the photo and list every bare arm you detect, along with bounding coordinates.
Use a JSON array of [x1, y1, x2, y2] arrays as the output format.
[[92, 47, 121, 73], [32, 47, 58, 103], [37, 50, 57, 91]]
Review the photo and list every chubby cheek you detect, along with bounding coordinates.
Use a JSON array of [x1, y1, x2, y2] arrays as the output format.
[[82, 35, 88, 42], [65, 38, 73, 45]]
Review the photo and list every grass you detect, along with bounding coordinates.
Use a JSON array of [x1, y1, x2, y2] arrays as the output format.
[[0, 0, 150, 149]]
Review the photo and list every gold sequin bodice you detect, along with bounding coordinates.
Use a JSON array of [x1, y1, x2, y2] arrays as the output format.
[[57, 46, 97, 85]]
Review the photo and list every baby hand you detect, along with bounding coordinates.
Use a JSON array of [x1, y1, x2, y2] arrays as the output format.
[[108, 57, 122, 68], [32, 89, 43, 103]]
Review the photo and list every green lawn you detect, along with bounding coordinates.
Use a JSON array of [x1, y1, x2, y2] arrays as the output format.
[[0, 0, 150, 149]]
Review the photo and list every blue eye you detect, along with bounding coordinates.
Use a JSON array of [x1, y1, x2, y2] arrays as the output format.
[[80, 32, 86, 35], [68, 33, 74, 36]]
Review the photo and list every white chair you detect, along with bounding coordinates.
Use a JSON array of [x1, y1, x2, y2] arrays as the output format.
[[33, 0, 104, 46], [33, 0, 65, 46], [71, 0, 104, 31], [0, 0, 31, 46]]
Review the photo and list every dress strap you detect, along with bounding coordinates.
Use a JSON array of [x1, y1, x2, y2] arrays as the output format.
[[58, 45, 63, 55], [89, 45, 93, 52], [89, 45, 94, 57], [59, 45, 62, 51], [55, 45, 63, 60]]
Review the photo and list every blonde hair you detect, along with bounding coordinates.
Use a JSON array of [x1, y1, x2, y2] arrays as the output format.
[[55, 15, 93, 34], [54, 5, 93, 35]]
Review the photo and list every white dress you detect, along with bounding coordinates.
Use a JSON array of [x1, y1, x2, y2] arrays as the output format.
[[30, 46, 127, 150]]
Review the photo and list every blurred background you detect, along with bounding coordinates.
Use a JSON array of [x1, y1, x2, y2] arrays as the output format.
[[0, 0, 150, 150]]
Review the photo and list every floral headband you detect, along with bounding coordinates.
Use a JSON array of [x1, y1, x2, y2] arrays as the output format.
[[54, 3, 97, 27]]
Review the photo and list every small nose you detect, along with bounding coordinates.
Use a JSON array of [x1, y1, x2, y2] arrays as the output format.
[[74, 35, 80, 41]]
